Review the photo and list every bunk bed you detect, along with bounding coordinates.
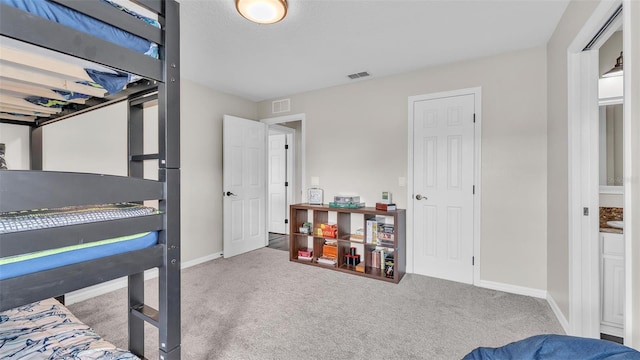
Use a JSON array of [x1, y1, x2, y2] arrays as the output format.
[[0, 0, 181, 359]]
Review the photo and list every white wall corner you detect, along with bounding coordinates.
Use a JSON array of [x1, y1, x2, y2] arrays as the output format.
[[478, 279, 547, 299], [65, 251, 223, 305]]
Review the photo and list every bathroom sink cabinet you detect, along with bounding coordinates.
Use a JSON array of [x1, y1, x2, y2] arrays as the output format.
[[600, 232, 625, 337]]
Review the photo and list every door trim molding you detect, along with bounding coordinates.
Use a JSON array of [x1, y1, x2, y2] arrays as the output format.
[[407, 87, 482, 285]]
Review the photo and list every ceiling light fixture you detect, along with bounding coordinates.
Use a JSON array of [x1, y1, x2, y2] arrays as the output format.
[[236, 0, 287, 25], [603, 52, 623, 77]]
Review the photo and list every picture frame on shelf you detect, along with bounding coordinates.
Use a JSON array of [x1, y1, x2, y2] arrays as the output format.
[[308, 188, 323, 205]]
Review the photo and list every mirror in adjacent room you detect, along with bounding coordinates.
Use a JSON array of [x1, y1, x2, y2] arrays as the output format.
[[599, 100, 623, 193], [598, 29, 623, 195]]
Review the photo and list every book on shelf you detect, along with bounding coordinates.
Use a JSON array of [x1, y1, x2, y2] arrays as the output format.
[[297, 255, 313, 261], [317, 256, 337, 266], [375, 202, 397, 211], [349, 233, 365, 242]]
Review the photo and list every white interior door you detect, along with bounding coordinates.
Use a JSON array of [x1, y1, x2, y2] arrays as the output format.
[[223, 115, 267, 258], [412, 93, 475, 284], [268, 132, 287, 234]]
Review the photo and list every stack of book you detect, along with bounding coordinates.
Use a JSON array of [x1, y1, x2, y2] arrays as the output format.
[[297, 248, 313, 261], [377, 223, 395, 246], [317, 256, 337, 266], [349, 228, 365, 242], [317, 241, 337, 266]]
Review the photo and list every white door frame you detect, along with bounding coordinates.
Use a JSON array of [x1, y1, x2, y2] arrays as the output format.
[[567, 0, 636, 344], [407, 87, 482, 284]]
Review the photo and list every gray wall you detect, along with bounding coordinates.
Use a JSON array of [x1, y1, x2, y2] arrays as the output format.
[[546, 0, 599, 325], [259, 47, 549, 291], [41, 80, 258, 263]]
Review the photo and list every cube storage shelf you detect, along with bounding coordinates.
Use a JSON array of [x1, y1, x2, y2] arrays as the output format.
[[289, 203, 406, 283]]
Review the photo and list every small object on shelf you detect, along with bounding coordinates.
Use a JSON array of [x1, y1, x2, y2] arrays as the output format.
[[355, 262, 365, 273], [308, 188, 324, 205], [375, 202, 397, 211], [323, 242, 338, 258], [297, 255, 313, 261], [298, 248, 313, 257], [381, 191, 392, 204], [319, 223, 338, 238], [317, 256, 337, 266], [349, 233, 364, 242], [328, 201, 365, 209], [334, 195, 360, 204]]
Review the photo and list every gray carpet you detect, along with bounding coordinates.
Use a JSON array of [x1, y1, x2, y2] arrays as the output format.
[[68, 247, 563, 360]]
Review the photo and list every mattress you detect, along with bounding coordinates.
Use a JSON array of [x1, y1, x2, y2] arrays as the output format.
[[0, 203, 158, 234], [0, 298, 139, 359], [0, 203, 160, 280], [0, 231, 158, 280]]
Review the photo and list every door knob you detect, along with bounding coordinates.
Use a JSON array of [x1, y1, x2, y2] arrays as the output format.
[[225, 191, 237, 196], [415, 194, 427, 200]]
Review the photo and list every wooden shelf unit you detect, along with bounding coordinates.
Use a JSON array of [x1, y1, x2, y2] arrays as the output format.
[[289, 203, 406, 283]]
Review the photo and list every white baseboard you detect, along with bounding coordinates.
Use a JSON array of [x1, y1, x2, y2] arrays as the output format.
[[478, 279, 547, 299], [65, 251, 223, 305], [547, 293, 570, 334]]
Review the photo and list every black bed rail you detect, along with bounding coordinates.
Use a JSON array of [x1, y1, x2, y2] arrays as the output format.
[[0, 245, 164, 312], [0, 3, 163, 81], [0, 214, 163, 258], [49, 0, 164, 44], [0, 171, 164, 212]]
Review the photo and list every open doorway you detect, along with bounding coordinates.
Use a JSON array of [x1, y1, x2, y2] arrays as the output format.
[[261, 114, 306, 252]]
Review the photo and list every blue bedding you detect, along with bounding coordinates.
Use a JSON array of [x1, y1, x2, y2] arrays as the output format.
[[0, 231, 158, 280], [464, 334, 640, 360], [0, 0, 159, 94]]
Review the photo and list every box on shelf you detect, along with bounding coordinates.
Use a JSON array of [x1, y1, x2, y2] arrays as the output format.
[[328, 201, 365, 209], [318, 223, 337, 238], [334, 195, 360, 204], [322, 242, 338, 258], [298, 248, 313, 258], [375, 202, 397, 211]]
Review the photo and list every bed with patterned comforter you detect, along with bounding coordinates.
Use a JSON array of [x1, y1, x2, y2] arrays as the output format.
[[0, 298, 138, 359]]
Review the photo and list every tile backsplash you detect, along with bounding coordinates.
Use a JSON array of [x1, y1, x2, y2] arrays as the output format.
[[600, 207, 623, 230]]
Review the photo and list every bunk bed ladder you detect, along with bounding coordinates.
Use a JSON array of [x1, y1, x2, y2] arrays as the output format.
[[126, 1, 181, 358]]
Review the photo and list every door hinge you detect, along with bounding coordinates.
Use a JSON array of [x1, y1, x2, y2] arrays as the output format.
[[472, 256, 475, 266], [285, 181, 289, 187], [473, 185, 475, 194], [284, 144, 289, 150], [583, 207, 589, 216], [473, 113, 476, 123], [284, 219, 289, 224]]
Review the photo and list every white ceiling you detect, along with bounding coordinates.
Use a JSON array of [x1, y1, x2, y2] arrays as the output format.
[[178, 0, 570, 102]]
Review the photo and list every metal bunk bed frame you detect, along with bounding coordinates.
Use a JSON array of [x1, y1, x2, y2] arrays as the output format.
[[0, 1, 181, 359]]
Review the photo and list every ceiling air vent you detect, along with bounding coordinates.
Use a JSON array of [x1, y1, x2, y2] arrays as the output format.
[[347, 71, 370, 80], [272, 98, 291, 114]]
